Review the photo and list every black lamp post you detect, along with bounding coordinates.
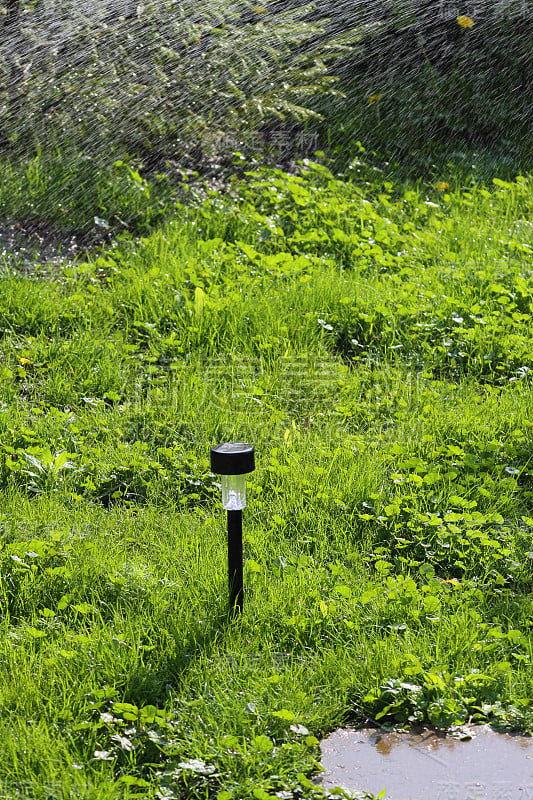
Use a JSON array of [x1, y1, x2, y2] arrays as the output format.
[[210, 442, 255, 613]]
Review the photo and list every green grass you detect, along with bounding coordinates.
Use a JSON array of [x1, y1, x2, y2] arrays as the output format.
[[0, 155, 533, 799], [0, 151, 174, 236]]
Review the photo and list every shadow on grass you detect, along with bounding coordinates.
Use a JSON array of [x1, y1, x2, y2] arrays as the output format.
[[121, 602, 243, 706]]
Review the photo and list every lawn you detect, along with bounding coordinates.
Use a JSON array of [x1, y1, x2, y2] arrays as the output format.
[[0, 156, 532, 799]]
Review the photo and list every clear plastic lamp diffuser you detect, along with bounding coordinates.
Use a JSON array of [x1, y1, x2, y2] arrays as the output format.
[[221, 473, 247, 510]]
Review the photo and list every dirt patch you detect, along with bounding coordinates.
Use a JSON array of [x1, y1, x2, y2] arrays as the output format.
[[0, 220, 108, 270]]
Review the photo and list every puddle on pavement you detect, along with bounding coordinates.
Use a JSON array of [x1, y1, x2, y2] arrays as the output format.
[[320, 726, 533, 800]]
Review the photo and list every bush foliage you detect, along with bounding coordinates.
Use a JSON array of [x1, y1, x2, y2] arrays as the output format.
[[1, 0, 531, 168], [0, 0, 357, 162]]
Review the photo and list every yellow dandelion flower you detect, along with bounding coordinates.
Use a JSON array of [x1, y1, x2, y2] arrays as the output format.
[[457, 15, 474, 28], [252, 5, 267, 13], [368, 93, 382, 105], [436, 181, 450, 191]]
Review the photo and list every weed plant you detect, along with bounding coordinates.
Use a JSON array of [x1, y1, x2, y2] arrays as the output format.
[[0, 157, 532, 798]]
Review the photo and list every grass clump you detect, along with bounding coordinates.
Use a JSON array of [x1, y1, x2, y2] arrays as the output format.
[[0, 156, 532, 798], [0, 153, 175, 236]]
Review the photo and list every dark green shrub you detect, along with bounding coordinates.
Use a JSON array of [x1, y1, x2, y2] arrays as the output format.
[[312, 1, 533, 167]]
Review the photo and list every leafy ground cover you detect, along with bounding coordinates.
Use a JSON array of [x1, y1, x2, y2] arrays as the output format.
[[0, 157, 533, 799]]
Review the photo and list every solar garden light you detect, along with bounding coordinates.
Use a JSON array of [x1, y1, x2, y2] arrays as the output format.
[[210, 442, 255, 613]]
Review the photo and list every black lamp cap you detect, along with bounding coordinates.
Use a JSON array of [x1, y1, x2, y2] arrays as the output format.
[[210, 442, 255, 475]]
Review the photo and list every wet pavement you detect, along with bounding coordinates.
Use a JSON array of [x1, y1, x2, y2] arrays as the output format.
[[320, 726, 533, 800]]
